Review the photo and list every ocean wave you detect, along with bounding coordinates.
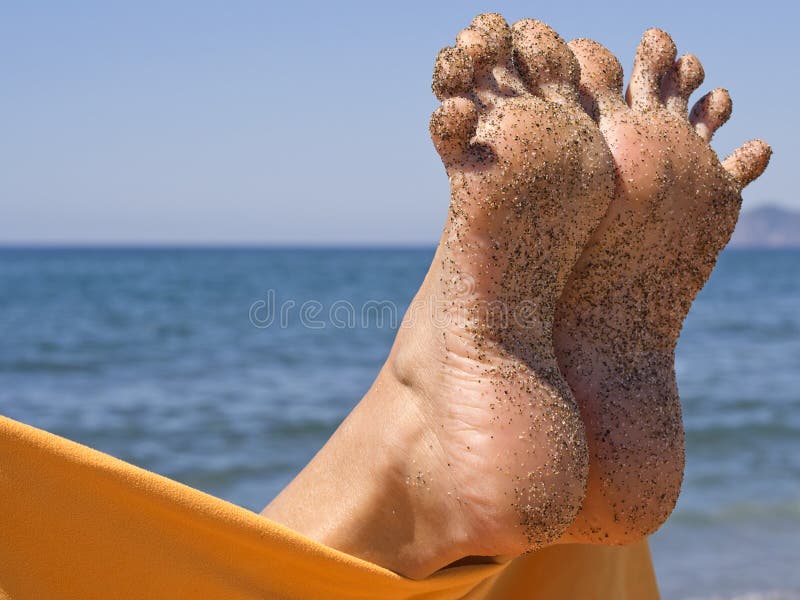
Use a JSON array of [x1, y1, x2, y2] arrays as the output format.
[[671, 501, 800, 526], [686, 421, 800, 445]]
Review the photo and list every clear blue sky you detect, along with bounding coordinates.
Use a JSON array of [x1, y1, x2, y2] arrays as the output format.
[[1, 1, 795, 244]]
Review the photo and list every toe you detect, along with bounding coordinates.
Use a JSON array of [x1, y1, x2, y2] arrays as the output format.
[[661, 53, 705, 115], [722, 139, 772, 189], [567, 38, 626, 119], [511, 19, 581, 102], [429, 97, 480, 169], [626, 28, 677, 111], [689, 88, 732, 142], [432, 47, 474, 101], [455, 13, 512, 73]]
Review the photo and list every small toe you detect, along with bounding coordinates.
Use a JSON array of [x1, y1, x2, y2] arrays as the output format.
[[722, 139, 772, 189], [626, 28, 677, 111], [661, 53, 705, 115], [567, 38, 626, 119], [689, 88, 732, 142], [510, 19, 581, 102], [429, 97, 480, 169], [456, 13, 512, 73], [432, 47, 474, 100]]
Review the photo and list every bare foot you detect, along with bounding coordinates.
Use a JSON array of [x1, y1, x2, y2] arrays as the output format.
[[264, 14, 615, 577], [400, 12, 616, 553], [554, 30, 771, 543]]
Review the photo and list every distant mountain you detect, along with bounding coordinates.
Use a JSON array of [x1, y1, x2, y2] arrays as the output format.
[[729, 206, 800, 248]]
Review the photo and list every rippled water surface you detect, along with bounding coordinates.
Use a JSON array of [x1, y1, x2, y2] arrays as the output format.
[[1, 248, 797, 599]]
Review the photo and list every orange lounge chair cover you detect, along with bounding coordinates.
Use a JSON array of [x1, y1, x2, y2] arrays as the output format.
[[0, 416, 659, 599]]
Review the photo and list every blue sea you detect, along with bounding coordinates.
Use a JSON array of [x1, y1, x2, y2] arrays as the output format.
[[0, 248, 798, 599]]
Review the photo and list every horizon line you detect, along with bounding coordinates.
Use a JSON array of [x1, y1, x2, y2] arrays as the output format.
[[0, 242, 439, 250], [0, 243, 795, 251]]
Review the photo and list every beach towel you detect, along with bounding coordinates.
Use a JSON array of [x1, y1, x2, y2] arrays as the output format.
[[0, 416, 659, 599]]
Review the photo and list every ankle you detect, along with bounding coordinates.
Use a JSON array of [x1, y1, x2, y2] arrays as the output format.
[[263, 366, 472, 578], [349, 369, 469, 571]]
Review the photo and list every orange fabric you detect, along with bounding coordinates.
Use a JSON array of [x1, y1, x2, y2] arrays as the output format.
[[0, 416, 659, 599], [465, 541, 659, 599]]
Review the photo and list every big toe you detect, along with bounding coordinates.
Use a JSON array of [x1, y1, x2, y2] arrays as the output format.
[[626, 28, 677, 111], [567, 38, 625, 119], [511, 19, 581, 103]]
